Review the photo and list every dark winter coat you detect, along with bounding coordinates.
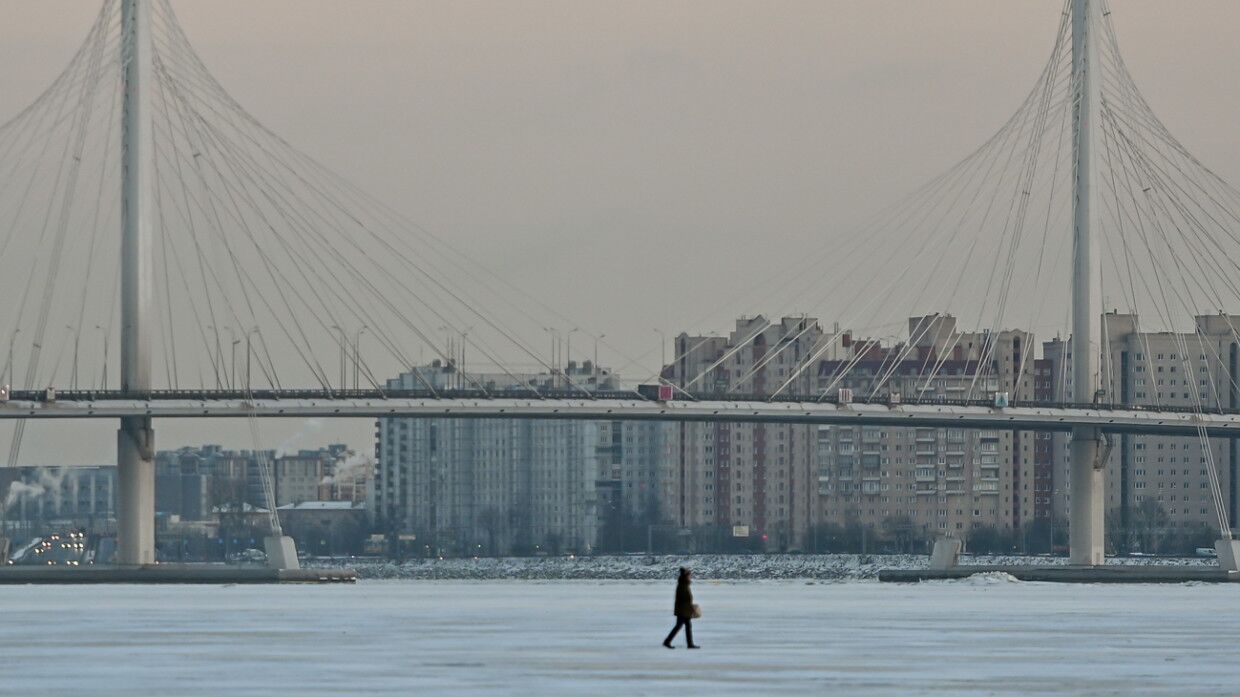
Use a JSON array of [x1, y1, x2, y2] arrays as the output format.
[[674, 577, 694, 618]]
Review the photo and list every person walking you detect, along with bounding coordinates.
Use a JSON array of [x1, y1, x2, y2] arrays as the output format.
[[662, 567, 700, 649]]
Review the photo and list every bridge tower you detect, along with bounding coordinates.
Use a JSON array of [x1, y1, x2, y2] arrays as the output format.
[[117, 0, 156, 566], [1069, 0, 1105, 565]]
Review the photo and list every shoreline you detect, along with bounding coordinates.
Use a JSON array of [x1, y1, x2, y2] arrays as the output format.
[[303, 552, 1217, 581]]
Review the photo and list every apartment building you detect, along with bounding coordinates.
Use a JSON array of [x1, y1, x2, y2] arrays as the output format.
[[665, 316, 829, 550], [375, 360, 665, 555], [662, 313, 1048, 550], [1044, 312, 1240, 542], [812, 314, 1041, 541]]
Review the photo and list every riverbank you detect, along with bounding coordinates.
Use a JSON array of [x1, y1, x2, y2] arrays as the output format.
[[305, 553, 1216, 581]]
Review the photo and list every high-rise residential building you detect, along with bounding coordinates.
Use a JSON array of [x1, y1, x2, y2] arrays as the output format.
[[593, 419, 670, 549], [374, 360, 666, 555], [810, 314, 1039, 544], [665, 314, 1046, 551], [1044, 313, 1240, 547], [666, 316, 829, 550]]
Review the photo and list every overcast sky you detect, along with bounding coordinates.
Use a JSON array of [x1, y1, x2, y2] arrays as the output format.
[[2, 1, 1240, 464]]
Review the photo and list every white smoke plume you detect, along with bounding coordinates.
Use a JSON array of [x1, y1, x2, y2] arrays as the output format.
[[3, 467, 72, 510], [4, 481, 45, 508], [321, 450, 371, 487], [36, 467, 70, 510]]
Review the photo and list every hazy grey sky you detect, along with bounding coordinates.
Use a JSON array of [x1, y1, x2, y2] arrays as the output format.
[[2, 1, 1240, 464]]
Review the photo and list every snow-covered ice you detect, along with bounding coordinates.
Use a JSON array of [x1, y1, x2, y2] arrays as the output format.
[[321, 552, 1216, 581], [2, 579, 1238, 696]]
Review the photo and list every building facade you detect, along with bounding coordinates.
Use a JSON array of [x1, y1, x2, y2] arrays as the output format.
[[375, 360, 666, 555], [663, 314, 1051, 552], [154, 443, 360, 519], [665, 316, 825, 550], [1044, 313, 1240, 549], [0, 465, 116, 527]]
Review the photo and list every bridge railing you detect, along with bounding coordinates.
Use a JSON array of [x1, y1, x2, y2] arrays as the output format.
[[5, 387, 1238, 418]]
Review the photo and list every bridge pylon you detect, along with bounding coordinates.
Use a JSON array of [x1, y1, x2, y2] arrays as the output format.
[[1068, 0, 1105, 565], [116, 0, 156, 566]]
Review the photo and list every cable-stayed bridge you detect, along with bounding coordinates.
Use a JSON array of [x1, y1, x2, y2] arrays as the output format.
[[4, 0, 1240, 569], [5, 389, 1240, 439]]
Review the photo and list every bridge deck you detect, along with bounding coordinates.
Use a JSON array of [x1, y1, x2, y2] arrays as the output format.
[[2, 393, 1240, 437]]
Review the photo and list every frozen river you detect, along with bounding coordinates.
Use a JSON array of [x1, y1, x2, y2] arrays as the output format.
[[3, 577, 1238, 696]]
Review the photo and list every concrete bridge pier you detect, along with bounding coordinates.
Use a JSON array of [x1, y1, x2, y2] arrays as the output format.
[[1069, 427, 1105, 565], [116, 416, 155, 566]]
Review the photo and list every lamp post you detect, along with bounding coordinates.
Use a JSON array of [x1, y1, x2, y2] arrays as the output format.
[[207, 325, 235, 389], [457, 326, 473, 391], [94, 325, 106, 390], [353, 326, 368, 390], [245, 327, 260, 392], [230, 337, 241, 391], [67, 325, 79, 391], [5, 328, 19, 388], [543, 327, 559, 388], [330, 324, 347, 390], [594, 334, 605, 387], [653, 328, 667, 375], [565, 328, 579, 381], [438, 325, 455, 388]]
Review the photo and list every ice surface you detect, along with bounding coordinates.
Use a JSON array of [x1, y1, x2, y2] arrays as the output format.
[[2, 579, 1238, 696]]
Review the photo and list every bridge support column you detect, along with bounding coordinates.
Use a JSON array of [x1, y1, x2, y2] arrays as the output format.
[[1215, 538, 1240, 573], [117, 416, 155, 566], [929, 537, 962, 570], [1069, 427, 1105, 565], [265, 535, 300, 570], [118, 0, 155, 566], [1069, 0, 1104, 565]]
